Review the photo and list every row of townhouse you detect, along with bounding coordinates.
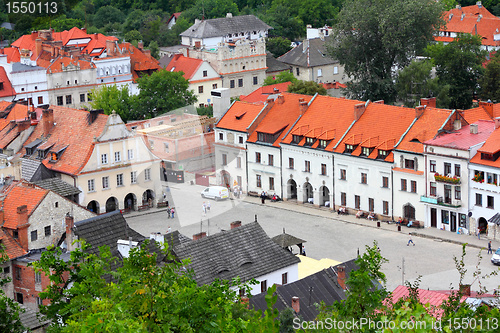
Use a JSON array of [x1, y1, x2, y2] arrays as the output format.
[[0, 27, 160, 109], [216, 93, 500, 235]]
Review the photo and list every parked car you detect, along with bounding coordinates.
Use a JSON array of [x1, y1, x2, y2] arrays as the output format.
[[491, 247, 500, 265], [201, 186, 229, 201]]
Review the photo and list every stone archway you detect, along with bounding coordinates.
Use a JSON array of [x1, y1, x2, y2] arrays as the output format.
[[221, 170, 231, 188], [105, 197, 118, 212], [287, 179, 297, 199], [403, 203, 415, 220], [142, 189, 155, 206], [87, 200, 100, 213], [319, 186, 330, 206], [478, 217, 488, 234], [303, 182, 313, 203], [124, 193, 137, 211]]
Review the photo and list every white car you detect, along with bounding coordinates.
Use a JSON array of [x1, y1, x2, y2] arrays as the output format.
[[200, 186, 229, 201], [491, 247, 500, 265]]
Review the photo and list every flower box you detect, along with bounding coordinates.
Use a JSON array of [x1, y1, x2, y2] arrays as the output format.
[[434, 173, 460, 184]]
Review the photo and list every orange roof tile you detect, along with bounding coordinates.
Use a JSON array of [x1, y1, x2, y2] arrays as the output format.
[[1, 47, 20, 63], [240, 82, 292, 104], [0, 66, 15, 98], [0, 228, 27, 259], [21, 106, 108, 175], [0, 123, 20, 148], [63, 27, 91, 46], [470, 126, 500, 168], [46, 56, 95, 73], [164, 54, 203, 80], [217, 101, 265, 132], [119, 42, 161, 80], [1, 180, 48, 230], [461, 106, 492, 123]]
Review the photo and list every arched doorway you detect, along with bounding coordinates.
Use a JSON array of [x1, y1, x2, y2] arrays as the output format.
[[319, 186, 330, 206], [478, 217, 488, 233], [106, 197, 118, 212], [221, 170, 230, 188], [287, 179, 297, 199], [124, 193, 137, 211], [142, 189, 155, 206], [87, 200, 100, 213], [403, 203, 415, 220], [303, 182, 313, 203]]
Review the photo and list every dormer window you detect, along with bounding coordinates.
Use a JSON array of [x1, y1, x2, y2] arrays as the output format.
[[481, 152, 500, 161], [37, 148, 49, 159], [292, 135, 302, 144], [318, 140, 329, 149], [360, 147, 372, 157], [305, 137, 315, 146], [344, 144, 356, 154], [257, 132, 275, 144], [378, 150, 389, 159], [25, 139, 43, 156]]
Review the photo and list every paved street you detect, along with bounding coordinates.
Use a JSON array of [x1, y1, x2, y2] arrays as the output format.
[[126, 183, 500, 293]]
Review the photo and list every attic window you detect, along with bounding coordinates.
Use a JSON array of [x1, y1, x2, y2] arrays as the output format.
[[344, 144, 356, 154], [360, 147, 372, 157], [37, 148, 49, 159], [304, 137, 315, 146], [481, 152, 500, 161], [410, 138, 421, 143], [318, 139, 329, 149], [292, 135, 302, 144], [257, 132, 275, 143], [378, 150, 389, 159], [235, 111, 246, 120]]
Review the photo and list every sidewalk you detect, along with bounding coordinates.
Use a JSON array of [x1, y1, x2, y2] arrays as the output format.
[[243, 196, 498, 251]]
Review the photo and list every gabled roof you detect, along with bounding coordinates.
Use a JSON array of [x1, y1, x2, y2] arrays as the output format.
[[278, 37, 338, 68], [240, 82, 291, 104], [0, 228, 27, 259], [180, 15, 271, 39], [167, 12, 182, 24], [0, 66, 15, 97], [164, 54, 203, 80], [174, 221, 300, 286], [250, 260, 357, 321], [470, 125, 500, 167], [216, 101, 265, 132], [0, 47, 20, 63], [46, 56, 96, 73], [247, 93, 312, 147], [425, 120, 495, 150], [1, 180, 49, 229], [266, 52, 291, 73], [118, 42, 160, 80], [33, 178, 81, 197]]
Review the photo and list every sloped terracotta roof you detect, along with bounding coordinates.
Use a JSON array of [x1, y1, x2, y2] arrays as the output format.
[[118, 42, 160, 80], [425, 120, 495, 150], [63, 27, 91, 45], [0, 228, 27, 259], [240, 82, 292, 104], [470, 125, 500, 167], [1, 180, 48, 229], [20, 106, 108, 175], [46, 56, 95, 73], [164, 54, 203, 80], [1, 47, 20, 63], [247, 93, 312, 147], [0, 66, 15, 98], [217, 101, 265, 132]]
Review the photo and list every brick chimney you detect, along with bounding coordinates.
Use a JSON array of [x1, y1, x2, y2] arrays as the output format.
[[106, 39, 115, 55], [479, 101, 494, 119], [495, 117, 500, 129], [276, 95, 285, 104], [421, 97, 436, 108], [138, 40, 144, 51], [42, 109, 54, 137], [193, 231, 206, 240], [17, 119, 31, 133], [17, 205, 30, 250], [337, 265, 346, 290], [354, 103, 366, 121], [230, 221, 242, 229], [299, 101, 308, 114], [65, 214, 74, 251], [35, 38, 42, 59], [291, 296, 300, 313], [415, 105, 425, 119]]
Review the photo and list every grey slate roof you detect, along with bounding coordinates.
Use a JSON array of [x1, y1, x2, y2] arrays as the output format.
[[11, 62, 45, 73], [266, 52, 291, 73], [250, 259, 358, 321], [33, 177, 81, 197], [489, 213, 500, 225], [18, 304, 50, 330], [159, 54, 174, 69], [278, 37, 338, 68], [271, 232, 306, 249], [180, 15, 271, 39], [174, 221, 300, 286], [21, 158, 41, 181]]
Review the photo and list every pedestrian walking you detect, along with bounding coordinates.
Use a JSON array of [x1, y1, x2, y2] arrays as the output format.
[[167, 206, 171, 218], [478, 228, 481, 240], [167, 226, 171, 233], [171, 207, 175, 218], [239, 188, 242, 199], [202, 202, 207, 216], [488, 241, 493, 254], [407, 233, 415, 246], [261, 191, 266, 204], [302, 245, 306, 256]]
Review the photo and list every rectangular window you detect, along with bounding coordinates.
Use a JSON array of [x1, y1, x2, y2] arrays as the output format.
[[36, 297, 42, 306], [87, 93, 92, 101], [488, 195, 494, 209], [203, 70, 208, 77], [411, 180, 417, 193], [476, 193, 482, 206], [454, 186, 461, 200], [383, 201, 389, 215], [38, 96, 43, 104], [382, 176, 389, 188], [230, 80, 235, 88], [305, 160, 311, 172], [145, 168, 151, 181], [198, 86, 203, 93], [65, 95, 72, 104], [212, 83, 217, 89], [296, 67, 300, 75], [127, 149, 134, 160], [238, 79, 243, 87], [321, 163, 327, 176], [355, 195, 360, 209], [253, 76, 258, 85], [102, 176, 109, 189], [57, 96, 63, 105], [269, 177, 275, 190], [255, 152, 261, 163], [80, 94, 85, 102], [282, 272, 288, 285], [261, 280, 267, 293], [35, 271, 42, 283], [401, 179, 407, 191], [444, 185, 452, 204], [404, 159, 415, 170], [237, 156, 241, 168], [341, 192, 346, 206], [130, 172, 137, 184], [101, 154, 108, 164], [361, 147, 371, 156], [317, 68, 322, 77], [256, 175, 262, 188], [222, 153, 227, 166], [239, 136, 243, 144], [16, 292, 23, 304], [88, 179, 95, 192], [430, 182, 436, 196], [455, 164, 461, 177], [117, 174, 123, 186], [44, 226, 51, 237], [237, 176, 242, 188], [164, 143, 169, 152], [288, 158, 294, 169], [361, 173, 367, 184], [444, 162, 451, 175], [15, 267, 21, 280], [268, 154, 274, 166], [368, 198, 374, 212], [340, 169, 346, 180], [114, 151, 121, 162], [430, 160, 436, 172], [31, 230, 37, 242]]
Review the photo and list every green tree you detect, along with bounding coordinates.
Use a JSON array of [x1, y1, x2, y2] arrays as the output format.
[[396, 59, 434, 107], [89, 85, 133, 122], [329, 0, 444, 103], [0, 245, 25, 333], [94, 6, 126, 28], [287, 80, 326, 95], [480, 52, 500, 102], [148, 40, 159, 59], [266, 37, 292, 58], [131, 70, 197, 118], [123, 29, 143, 44], [181, 0, 239, 21], [426, 33, 487, 109], [263, 71, 297, 86], [265, 2, 304, 41]]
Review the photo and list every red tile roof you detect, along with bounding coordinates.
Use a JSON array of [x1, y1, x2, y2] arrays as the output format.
[[0, 228, 27, 259], [247, 93, 312, 147], [217, 101, 265, 132], [470, 125, 500, 167], [46, 56, 96, 73], [1, 47, 20, 63], [240, 82, 292, 104], [0, 66, 15, 98], [21, 107, 108, 175], [164, 54, 203, 80], [425, 120, 495, 150], [118, 42, 161, 80], [1, 180, 48, 230]]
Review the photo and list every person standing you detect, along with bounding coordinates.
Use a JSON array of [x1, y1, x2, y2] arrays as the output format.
[[477, 228, 481, 240], [488, 241, 493, 254], [261, 191, 266, 204], [167, 206, 171, 219], [167, 226, 171, 233], [407, 233, 415, 246], [202, 202, 207, 216], [171, 207, 175, 218]]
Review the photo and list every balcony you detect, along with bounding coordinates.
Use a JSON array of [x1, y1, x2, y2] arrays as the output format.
[[420, 195, 461, 208], [434, 173, 460, 185]]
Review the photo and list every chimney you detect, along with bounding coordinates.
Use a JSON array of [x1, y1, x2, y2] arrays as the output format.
[[337, 265, 346, 290], [302, 39, 309, 53], [420, 97, 436, 108], [291, 296, 300, 313], [138, 40, 144, 51], [65, 214, 74, 250], [17, 119, 31, 133], [42, 108, 54, 137], [354, 103, 366, 121], [459, 284, 471, 296], [299, 101, 308, 114], [273, 88, 279, 93], [479, 101, 494, 118], [415, 105, 425, 119], [106, 39, 115, 55], [17, 205, 30, 250], [35, 38, 42, 59], [226, 13, 233, 18], [276, 95, 284, 104], [193, 231, 206, 240], [470, 123, 478, 134], [149, 232, 164, 244], [495, 117, 500, 129], [230, 221, 242, 229], [117, 238, 138, 258], [477, 1, 482, 9]]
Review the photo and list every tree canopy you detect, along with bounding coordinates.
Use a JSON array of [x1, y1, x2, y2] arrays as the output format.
[[89, 84, 133, 121], [263, 71, 297, 86], [480, 52, 500, 103], [0, 245, 25, 333], [328, 0, 444, 104], [287, 80, 326, 95]]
